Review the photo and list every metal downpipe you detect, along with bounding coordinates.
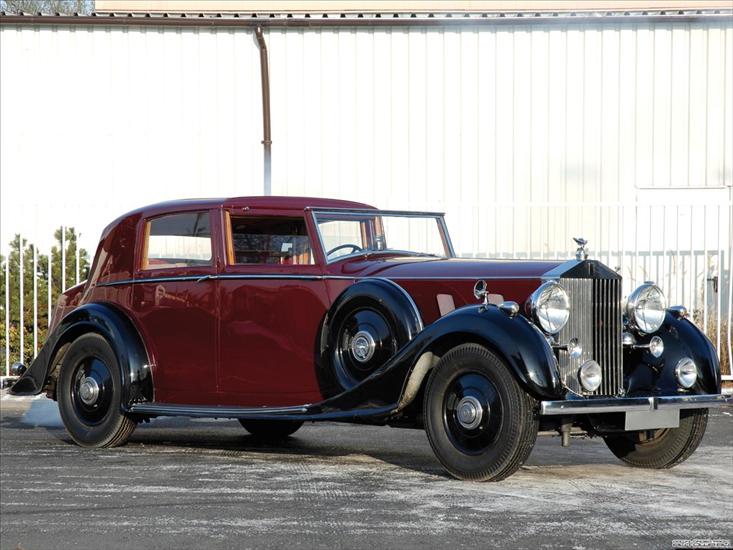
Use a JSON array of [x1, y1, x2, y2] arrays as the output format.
[[255, 26, 272, 195]]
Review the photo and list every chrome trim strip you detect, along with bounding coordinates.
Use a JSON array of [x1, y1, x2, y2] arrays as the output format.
[[540, 394, 733, 415], [98, 274, 356, 286], [309, 207, 446, 217], [129, 403, 310, 417], [438, 216, 457, 257], [541, 260, 580, 280], [98, 274, 552, 287], [374, 277, 424, 332], [98, 275, 208, 286], [216, 274, 326, 281]]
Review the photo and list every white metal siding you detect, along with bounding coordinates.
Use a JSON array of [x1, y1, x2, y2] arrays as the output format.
[[1, 20, 731, 372], [1, 22, 730, 253]]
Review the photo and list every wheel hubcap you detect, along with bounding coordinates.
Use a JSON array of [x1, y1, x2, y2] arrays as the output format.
[[350, 330, 376, 363], [78, 376, 100, 405], [71, 356, 113, 425], [334, 307, 397, 386], [456, 395, 484, 430], [443, 372, 503, 455]]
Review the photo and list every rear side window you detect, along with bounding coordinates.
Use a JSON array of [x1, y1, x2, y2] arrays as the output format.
[[228, 216, 313, 265], [142, 211, 212, 270]]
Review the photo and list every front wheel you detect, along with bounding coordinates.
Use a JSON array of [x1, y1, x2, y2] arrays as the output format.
[[423, 344, 539, 481], [603, 409, 708, 469], [57, 333, 137, 447], [238, 419, 303, 439]]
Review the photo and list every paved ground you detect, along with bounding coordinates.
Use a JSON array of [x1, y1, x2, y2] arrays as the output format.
[[0, 393, 731, 550]]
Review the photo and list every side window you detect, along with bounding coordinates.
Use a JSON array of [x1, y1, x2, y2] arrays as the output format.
[[227, 216, 313, 265], [317, 219, 368, 259], [142, 211, 212, 270]]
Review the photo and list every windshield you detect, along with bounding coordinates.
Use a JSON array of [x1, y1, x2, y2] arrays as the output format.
[[312, 209, 453, 263]]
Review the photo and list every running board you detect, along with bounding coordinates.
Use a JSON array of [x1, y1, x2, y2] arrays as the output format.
[[127, 402, 396, 421]]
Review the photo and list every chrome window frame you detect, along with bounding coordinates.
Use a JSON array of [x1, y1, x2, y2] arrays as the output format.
[[307, 207, 456, 264]]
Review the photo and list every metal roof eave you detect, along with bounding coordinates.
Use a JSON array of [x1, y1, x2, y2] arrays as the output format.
[[1, 10, 731, 27]]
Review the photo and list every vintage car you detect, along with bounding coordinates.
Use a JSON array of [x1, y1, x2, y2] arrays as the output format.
[[10, 196, 731, 481]]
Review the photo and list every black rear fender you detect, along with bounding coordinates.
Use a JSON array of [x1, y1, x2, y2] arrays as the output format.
[[10, 303, 153, 409]]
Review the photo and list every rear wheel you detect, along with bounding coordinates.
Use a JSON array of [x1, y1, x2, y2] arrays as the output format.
[[320, 280, 422, 396], [238, 419, 303, 439], [423, 344, 538, 481], [603, 409, 708, 468], [57, 333, 136, 447]]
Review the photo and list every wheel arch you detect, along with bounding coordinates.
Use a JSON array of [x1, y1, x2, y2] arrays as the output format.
[[394, 308, 564, 415], [316, 277, 423, 397], [10, 302, 153, 409]]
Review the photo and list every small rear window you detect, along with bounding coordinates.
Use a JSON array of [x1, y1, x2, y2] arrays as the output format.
[[142, 212, 212, 270], [228, 216, 313, 265]]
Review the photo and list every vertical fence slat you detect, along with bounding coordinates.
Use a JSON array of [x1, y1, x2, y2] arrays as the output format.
[[728, 202, 732, 378], [75, 230, 80, 285], [689, 205, 695, 322], [61, 225, 66, 293], [33, 244, 38, 358], [48, 247, 52, 332], [717, 204, 723, 357], [703, 205, 708, 333], [4, 257, 8, 376], [19, 235, 23, 365], [633, 204, 639, 289]]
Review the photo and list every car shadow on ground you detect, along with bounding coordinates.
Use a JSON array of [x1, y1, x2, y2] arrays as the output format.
[[1, 399, 627, 477], [127, 421, 625, 477]]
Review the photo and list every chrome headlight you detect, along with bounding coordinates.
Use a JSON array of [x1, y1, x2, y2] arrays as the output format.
[[528, 281, 570, 334], [626, 283, 666, 334]]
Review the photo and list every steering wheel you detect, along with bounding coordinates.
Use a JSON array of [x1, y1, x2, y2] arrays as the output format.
[[326, 243, 363, 258]]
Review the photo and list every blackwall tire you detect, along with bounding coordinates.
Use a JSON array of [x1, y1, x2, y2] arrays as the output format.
[[423, 343, 539, 482], [57, 333, 136, 448], [238, 419, 304, 439], [603, 409, 708, 469]]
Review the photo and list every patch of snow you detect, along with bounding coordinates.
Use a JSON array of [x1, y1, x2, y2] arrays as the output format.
[[21, 398, 63, 428]]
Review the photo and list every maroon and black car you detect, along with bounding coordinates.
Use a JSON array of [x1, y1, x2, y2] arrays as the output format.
[[11, 196, 730, 481]]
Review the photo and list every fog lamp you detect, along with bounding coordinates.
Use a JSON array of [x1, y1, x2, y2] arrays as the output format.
[[579, 360, 602, 392], [675, 357, 698, 389]]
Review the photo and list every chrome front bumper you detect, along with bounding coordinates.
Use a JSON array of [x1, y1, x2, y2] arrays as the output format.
[[540, 393, 733, 416]]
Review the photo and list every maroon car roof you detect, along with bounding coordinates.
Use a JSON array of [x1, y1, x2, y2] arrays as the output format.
[[224, 196, 376, 211], [119, 196, 376, 219]]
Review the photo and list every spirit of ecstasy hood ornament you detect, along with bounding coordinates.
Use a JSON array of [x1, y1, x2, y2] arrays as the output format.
[[573, 237, 589, 260]]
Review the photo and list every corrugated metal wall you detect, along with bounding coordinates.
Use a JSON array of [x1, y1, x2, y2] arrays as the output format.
[[1, 22, 730, 254], [1, 20, 731, 371]]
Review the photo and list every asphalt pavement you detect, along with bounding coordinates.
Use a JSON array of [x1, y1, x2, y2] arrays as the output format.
[[1, 392, 731, 550]]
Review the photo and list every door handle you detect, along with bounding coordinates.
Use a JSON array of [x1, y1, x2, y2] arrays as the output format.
[[195, 275, 212, 283]]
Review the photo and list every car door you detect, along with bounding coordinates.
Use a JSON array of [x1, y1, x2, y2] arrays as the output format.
[[131, 209, 219, 405], [217, 209, 329, 407]]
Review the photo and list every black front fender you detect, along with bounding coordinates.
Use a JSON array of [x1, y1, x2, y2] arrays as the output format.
[[10, 302, 153, 409], [316, 304, 563, 414], [626, 312, 721, 396]]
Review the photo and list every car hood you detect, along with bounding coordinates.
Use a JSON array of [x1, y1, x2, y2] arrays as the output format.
[[334, 256, 566, 280]]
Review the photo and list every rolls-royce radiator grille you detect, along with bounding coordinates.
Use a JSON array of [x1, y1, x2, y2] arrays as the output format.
[[556, 277, 623, 396]]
